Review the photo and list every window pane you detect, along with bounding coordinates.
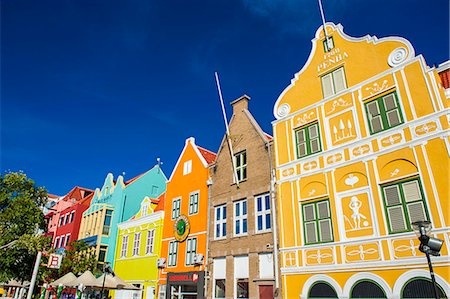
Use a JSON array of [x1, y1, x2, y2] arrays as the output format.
[[322, 74, 333, 98], [243, 218, 247, 233], [384, 186, 401, 206], [333, 68, 346, 93], [296, 130, 305, 142], [257, 198, 262, 212], [386, 110, 401, 127], [236, 279, 249, 299], [383, 94, 397, 110], [222, 223, 226, 236], [236, 220, 240, 235], [305, 222, 317, 243], [223, 207, 226, 218], [310, 139, 320, 153], [317, 201, 330, 219], [370, 116, 384, 132], [298, 143, 307, 157], [258, 215, 263, 231], [387, 206, 407, 232], [236, 203, 240, 216], [319, 219, 332, 242], [216, 224, 220, 238], [309, 124, 318, 138], [265, 195, 270, 210], [403, 181, 422, 202], [216, 208, 220, 220], [265, 214, 271, 229], [367, 101, 380, 117], [407, 202, 427, 223], [215, 279, 226, 298], [304, 205, 316, 221], [243, 201, 247, 215]]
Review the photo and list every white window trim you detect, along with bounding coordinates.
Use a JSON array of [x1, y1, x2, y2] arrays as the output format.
[[168, 241, 178, 267], [54, 237, 59, 248], [234, 151, 247, 182], [65, 234, 70, 246], [255, 193, 272, 233], [145, 229, 155, 255], [132, 232, 141, 256], [214, 205, 227, 240], [183, 160, 192, 175], [121, 235, 128, 258], [234, 199, 248, 237], [189, 191, 200, 215], [171, 197, 181, 220], [321, 67, 347, 98], [185, 237, 197, 266]]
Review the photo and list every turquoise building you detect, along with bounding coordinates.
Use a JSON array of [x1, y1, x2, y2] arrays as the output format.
[[78, 164, 167, 268]]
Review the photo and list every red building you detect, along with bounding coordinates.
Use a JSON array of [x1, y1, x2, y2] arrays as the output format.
[[50, 187, 94, 250]]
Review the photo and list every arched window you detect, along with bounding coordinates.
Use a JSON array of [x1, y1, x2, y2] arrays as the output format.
[[350, 280, 386, 298], [309, 282, 338, 298], [402, 278, 447, 299]]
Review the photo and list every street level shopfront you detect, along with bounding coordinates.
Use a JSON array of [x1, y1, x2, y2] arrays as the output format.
[[166, 271, 204, 299]]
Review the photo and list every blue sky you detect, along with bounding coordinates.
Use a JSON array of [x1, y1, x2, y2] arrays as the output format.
[[1, 0, 448, 195]]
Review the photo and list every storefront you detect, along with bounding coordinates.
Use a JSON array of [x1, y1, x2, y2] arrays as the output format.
[[165, 271, 204, 299]]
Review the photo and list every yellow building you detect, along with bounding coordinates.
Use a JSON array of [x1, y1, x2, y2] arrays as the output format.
[[272, 23, 449, 299], [113, 194, 165, 299]]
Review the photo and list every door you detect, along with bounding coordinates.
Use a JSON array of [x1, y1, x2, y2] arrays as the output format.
[[259, 285, 273, 299]]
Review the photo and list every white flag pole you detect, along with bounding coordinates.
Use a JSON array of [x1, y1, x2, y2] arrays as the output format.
[[214, 72, 240, 188]]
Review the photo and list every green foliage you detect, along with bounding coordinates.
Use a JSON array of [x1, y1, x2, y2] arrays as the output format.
[[41, 240, 100, 282], [0, 171, 49, 283]]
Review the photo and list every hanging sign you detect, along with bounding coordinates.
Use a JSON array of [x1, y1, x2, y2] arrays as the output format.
[[173, 215, 190, 242], [47, 254, 63, 269]]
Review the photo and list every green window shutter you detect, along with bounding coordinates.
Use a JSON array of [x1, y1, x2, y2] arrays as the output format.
[[303, 200, 333, 244], [407, 202, 427, 223], [316, 201, 330, 218], [309, 124, 321, 154], [383, 94, 402, 127]]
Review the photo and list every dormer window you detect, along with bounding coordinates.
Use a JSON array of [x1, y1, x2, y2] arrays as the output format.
[[183, 160, 192, 175], [321, 67, 346, 98], [323, 36, 334, 52]]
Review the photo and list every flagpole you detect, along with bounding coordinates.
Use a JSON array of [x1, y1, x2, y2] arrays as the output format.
[[214, 72, 240, 188], [318, 0, 331, 49]]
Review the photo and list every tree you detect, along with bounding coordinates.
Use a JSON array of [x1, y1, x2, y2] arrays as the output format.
[[0, 171, 49, 283], [41, 240, 100, 282]]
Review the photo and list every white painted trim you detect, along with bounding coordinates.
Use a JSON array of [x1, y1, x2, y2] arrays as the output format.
[[400, 68, 417, 119], [436, 60, 450, 72], [273, 124, 280, 167], [392, 269, 450, 298], [419, 143, 446, 227], [290, 181, 298, 246], [296, 179, 302, 247], [419, 57, 438, 112], [273, 22, 415, 120], [428, 71, 445, 111], [278, 183, 286, 248], [282, 274, 288, 299], [168, 137, 210, 182], [287, 117, 293, 161], [300, 274, 343, 299]]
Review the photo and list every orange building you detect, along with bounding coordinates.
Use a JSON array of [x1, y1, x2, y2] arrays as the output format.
[[157, 137, 216, 299]]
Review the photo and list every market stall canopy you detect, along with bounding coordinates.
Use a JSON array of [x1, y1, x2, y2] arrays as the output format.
[[94, 274, 139, 290], [49, 272, 77, 287], [65, 270, 97, 287], [0, 280, 30, 288]]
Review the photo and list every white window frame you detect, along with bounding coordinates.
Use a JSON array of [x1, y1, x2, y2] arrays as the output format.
[[183, 160, 192, 175], [185, 237, 197, 266], [59, 235, 65, 248], [121, 235, 128, 257], [132, 232, 141, 256], [141, 203, 149, 217], [70, 211, 75, 223], [171, 197, 181, 220], [321, 67, 347, 98], [54, 237, 59, 248], [145, 229, 155, 255], [234, 199, 248, 236], [255, 193, 271, 233], [65, 234, 70, 246], [214, 205, 227, 240], [189, 191, 199, 215], [168, 241, 178, 267]]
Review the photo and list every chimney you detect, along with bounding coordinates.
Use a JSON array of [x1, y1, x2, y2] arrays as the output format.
[[230, 94, 250, 115]]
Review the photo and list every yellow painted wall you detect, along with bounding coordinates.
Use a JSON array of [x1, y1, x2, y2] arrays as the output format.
[[273, 23, 450, 299]]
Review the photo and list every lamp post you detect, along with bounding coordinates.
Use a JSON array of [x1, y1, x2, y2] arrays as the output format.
[[411, 220, 444, 299]]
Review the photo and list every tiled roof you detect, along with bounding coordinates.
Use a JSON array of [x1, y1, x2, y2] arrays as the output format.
[[439, 68, 450, 89], [264, 132, 273, 141], [62, 186, 94, 202], [197, 146, 217, 165], [154, 193, 165, 212]]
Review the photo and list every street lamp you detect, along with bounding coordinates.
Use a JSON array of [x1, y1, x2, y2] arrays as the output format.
[[412, 220, 444, 299]]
